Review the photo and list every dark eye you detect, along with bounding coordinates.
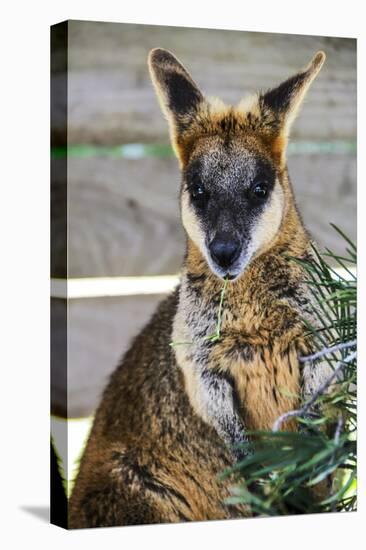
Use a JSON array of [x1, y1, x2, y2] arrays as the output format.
[[189, 181, 207, 205], [251, 181, 268, 200]]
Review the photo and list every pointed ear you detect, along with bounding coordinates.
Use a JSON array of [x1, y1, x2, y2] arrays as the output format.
[[260, 51, 326, 164], [148, 48, 204, 144]]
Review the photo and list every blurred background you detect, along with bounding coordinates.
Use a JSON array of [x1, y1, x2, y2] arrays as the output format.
[[51, 21, 356, 432]]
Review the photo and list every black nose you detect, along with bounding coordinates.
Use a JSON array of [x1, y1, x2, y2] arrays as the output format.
[[209, 233, 240, 269]]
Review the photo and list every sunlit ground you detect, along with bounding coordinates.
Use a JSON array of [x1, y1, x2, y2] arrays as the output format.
[[51, 415, 93, 497]]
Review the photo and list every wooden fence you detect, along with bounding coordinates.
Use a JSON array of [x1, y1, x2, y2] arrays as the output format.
[[51, 21, 356, 418]]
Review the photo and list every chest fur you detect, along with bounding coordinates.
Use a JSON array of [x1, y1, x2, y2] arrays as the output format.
[[172, 273, 309, 431]]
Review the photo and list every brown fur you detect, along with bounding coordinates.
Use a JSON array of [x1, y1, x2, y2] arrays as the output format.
[[149, 49, 325, 169], [69, 49, 328, 528], [69, 294, 249, 527], [174, 202, 311, 433]]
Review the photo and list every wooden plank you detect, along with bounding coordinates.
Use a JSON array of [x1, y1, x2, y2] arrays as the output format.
[[51, 295, 164, 418], [51, 24, 67, 279], [50, 154, 356, 278], [53, 21, 357, 145], [66, 156, 185, 278], [51, 297, 67, 418], [288, 153, 357, 253]]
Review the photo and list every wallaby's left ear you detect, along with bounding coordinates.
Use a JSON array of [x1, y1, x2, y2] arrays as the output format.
[[260, 51, 326, 164], [148, 48, 205, 148]]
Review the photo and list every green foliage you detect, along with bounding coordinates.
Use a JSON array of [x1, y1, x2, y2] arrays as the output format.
[[221, 226, 357, 515], [204, 277, 229, 343]]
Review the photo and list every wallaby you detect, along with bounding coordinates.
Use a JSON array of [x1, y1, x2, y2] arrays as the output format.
[[69, 48, 329, 528]]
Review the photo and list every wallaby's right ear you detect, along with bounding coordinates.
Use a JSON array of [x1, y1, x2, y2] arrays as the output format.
[[148, 48, 204, 142]]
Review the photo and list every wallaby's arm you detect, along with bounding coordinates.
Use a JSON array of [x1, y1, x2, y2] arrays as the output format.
[[190, 366, 250, 461], [189, 341, 332, 452]]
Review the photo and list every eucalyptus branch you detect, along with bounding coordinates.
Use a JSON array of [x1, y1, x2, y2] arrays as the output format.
[[272, 351, 357, 432], [334, 414, 344, 446], [227, 227, 357, 514], [299, 340, 357, 363]]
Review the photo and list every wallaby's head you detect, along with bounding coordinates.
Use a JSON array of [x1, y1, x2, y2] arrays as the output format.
[[148, 48, 325, 280]]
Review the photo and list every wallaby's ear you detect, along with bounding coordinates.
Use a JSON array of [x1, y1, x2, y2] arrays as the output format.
[[148, 48, 204, 144], [260, 51, 326, 164]]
